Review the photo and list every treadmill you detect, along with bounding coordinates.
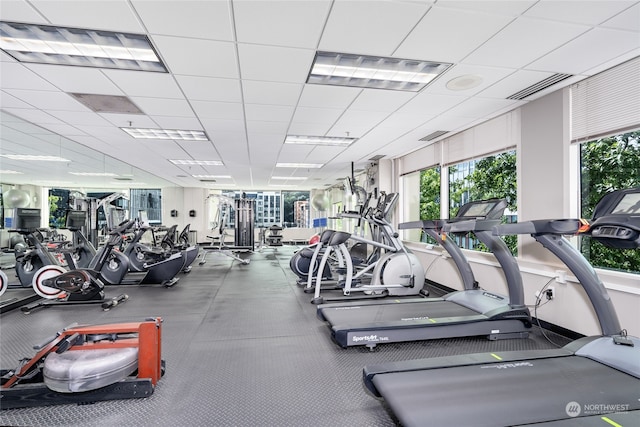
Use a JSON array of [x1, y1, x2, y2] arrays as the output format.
[[363, 187, 640, 427], [317, 198, 531, 348]]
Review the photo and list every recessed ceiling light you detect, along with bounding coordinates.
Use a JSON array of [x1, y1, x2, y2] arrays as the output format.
[[308, 51, 451, 92], [69, 172, 117, 176], [0, 21, 166, 72], [170, 159, 223, 166], [122, 128, 208, 141], [271, 176, 308, 180], [284, 135, 356, 146], [0, 170, 23, 174], [0, 154, 70, 161], [276, 162, 324, 168], [445, 74, 484, 91], [192, 174, 232, 179]]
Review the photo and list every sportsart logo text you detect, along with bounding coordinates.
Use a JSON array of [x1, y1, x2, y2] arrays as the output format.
[[351, 334, 390, 343]]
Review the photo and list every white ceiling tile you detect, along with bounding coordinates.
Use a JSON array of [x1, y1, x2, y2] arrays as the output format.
[[2, 107, 67, 125], [395, 6, 514, 63], [602, 3, 640, 31], [445, 97, 520, 121], [242, 81, 303, 106], [397, 92, 466, 116], [291, 106, 343, 125], [47, 110, 113, 127], [3, 89, 91, 112], [132, 0, 234, 40], [175, 76, 242, 103], [246, 120, 290, 135], [0, 63, 59, 91], [0, 91, 33, 109], [234, 0, 331, 48], [319, 0, 429, 55], [463, 17, 590, 69], [329, 110, 389, 138], [244, 104, 295, 122], [149, 116, 203, 130], [277, 144, 316, 162], [175, 140, 222, 160], [524, 0, 635, 26], [529, 27, 640, 75], [348, 89, 414, 112], [104, 70, 185, 99], [0, 0, 48, 23], [29, 0, 144, 32], [237, 44, 316, 83], [192, 101, 245, 121], [298, 84, 361, 109], [287, 121, 332, 135], [24, 64, 124, 94], [131, 97, 194, 117], [436, 0, 535, 16], [99, 113, 157, 129], [152, 35, 239, 78], [201, 118, 246, 135], [40, 123, 88, 137]]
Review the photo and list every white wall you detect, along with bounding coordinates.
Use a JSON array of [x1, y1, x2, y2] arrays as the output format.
[[396, 89, 640, 338], [161, 187, 210, 243]]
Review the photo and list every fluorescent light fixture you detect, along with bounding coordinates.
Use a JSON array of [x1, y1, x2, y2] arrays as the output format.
[[271, 176, 307, 180], [170, 159, 223, 166], [308, 51, 451, 91], [0, 21, 166, 72], [0, 170, 23, 174], [192, 175, 232, 179], [0, 154, 70, 161], [122, 128, 208, 141], [34, 180, 74, 186], [276, 162, 324, 168], [285, 135, 356, 146], [69, 172, 117, 177]]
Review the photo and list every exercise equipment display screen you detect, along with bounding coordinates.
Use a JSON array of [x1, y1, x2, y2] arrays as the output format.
[[458, 201, 497, 218], [611, 192, 640, 214]]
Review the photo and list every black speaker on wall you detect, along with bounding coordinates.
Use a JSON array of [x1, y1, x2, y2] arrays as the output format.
[[189, 210, 196, 217], [171, 210, 178, 217]]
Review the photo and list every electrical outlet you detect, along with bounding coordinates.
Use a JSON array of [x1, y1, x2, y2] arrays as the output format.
[[545, 287, 555, 300]]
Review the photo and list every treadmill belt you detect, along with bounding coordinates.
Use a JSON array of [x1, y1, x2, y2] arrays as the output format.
[[321, 300, 478, 326], [372, 356, 640, 427]]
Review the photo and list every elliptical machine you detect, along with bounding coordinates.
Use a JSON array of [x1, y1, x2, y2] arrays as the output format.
[[24, 220, 132, 313], [311, 192, 425, 304]]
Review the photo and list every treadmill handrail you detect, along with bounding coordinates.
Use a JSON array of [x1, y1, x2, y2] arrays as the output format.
[[492, 219, 622, 336]]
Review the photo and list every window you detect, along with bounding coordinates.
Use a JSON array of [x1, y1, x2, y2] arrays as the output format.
[[448, 150, 517, 252], [580, 130, 640, 273], [48, 188, 70, 228], [282, 191, 310, 227]]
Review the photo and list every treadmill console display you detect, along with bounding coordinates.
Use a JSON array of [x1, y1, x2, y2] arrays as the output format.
[[611, 192, 640, 214], [456, 199, 505, 219]]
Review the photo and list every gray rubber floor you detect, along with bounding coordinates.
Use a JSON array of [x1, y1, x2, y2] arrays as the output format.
[[0, 245, 572, 426]]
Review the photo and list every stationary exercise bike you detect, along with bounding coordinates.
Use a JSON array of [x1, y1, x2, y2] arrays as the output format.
[[25, 220, 133, 313]]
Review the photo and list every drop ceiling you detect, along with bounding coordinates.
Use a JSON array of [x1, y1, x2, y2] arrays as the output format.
[[1, 0, 639, 191]]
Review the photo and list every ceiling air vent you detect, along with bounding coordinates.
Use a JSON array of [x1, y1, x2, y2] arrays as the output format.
[[419, 130, 448, 142], [70, 93, 144, 114], [506, 73, 573, 100], [114, 177, 133, 181], [199, 179, 217, 183]]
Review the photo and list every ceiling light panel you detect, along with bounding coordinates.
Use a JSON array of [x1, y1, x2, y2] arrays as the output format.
[[276, 162, 324, 168], [284, 135, 356, 146], [170, 159, 223, 166], [308, 51, 451, 92], [0, 21, 167, 72], [122, 127, 209, 141], [0, 154, 70, 161], [271, 176, 308, 180]]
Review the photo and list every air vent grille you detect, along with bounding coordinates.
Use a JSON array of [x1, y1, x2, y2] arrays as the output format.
[[507, 73, 573, 100], [419, 130, 448, 142], [69, 93, 144, 114]]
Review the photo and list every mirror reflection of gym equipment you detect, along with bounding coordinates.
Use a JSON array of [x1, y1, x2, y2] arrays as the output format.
[[199, 195, 255, 265]]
